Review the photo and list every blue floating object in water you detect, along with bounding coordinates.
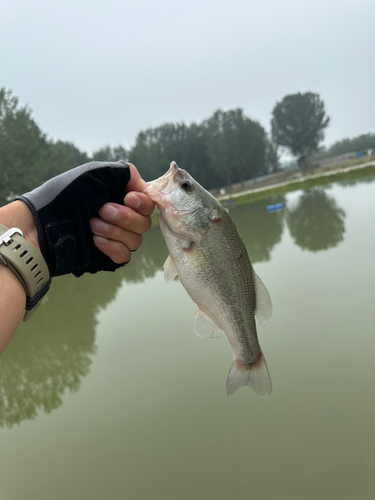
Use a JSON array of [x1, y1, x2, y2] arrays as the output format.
[[224, 199, 235, 208], [266, 203, 284, 212]]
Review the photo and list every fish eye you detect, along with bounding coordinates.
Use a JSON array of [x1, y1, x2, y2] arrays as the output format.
[[180, 180, 193, 192]]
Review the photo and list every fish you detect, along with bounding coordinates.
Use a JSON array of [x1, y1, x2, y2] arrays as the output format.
[[144, 161, 273, 396]]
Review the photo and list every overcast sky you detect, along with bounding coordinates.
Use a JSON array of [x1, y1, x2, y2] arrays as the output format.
[[1, 0, 374, 156]]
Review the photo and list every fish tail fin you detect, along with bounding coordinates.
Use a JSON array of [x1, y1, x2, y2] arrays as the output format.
[[226, 354, 272, 397]]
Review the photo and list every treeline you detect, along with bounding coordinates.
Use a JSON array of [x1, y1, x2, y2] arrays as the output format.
[[0, 88, 90, 202], [0, 88, 274, 203], [322, 133, 375, 157], [130, 109, 272, 190], [1, 86, 373, 204]]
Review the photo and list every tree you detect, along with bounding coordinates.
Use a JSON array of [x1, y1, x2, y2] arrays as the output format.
[[265, 135, 280, 173], [129, 121, 211, 185], [202, 109, 266, 186], [36, 140, 89, 181], [0, 87, 271, 200], [271, 92, 330, 170], [0, 88, 50, 201], [91, 144, 128, 162], [327, 133, 375, 156], [129, 123, 189, 182], [0, 88, 89, 205]]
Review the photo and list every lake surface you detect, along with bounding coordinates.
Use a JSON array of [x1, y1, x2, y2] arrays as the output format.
[[1, 175, 374, 500]]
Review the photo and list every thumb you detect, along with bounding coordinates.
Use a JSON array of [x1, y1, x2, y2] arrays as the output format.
[[126, 163, 148, 193]]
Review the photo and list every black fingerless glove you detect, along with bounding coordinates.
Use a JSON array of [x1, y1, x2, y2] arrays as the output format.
[[17, 161, 130, 277]]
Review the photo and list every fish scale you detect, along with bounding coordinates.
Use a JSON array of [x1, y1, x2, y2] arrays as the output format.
[[145, 161, 273, 396], [197, 217, 260, 358]]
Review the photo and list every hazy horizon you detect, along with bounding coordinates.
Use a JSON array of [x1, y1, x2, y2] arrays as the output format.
[[1, 0, 374, 156]]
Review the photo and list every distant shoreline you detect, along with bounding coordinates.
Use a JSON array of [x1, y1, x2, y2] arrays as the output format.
[[149, 160, 375, 226], [217, 160, 375, 205]]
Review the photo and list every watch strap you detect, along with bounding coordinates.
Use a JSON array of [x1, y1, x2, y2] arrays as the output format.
[[0, 224, 51, 321]]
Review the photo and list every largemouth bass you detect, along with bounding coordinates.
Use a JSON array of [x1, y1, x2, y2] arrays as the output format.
[[145, 162, 273, 396]]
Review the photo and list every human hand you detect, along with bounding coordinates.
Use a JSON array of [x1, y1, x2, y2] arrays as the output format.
[[90, 164, 155, 265], [17, 161, 154, 277]]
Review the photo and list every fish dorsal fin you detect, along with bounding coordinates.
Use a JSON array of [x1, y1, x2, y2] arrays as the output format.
[[163, 254, 178, 283], [194, 308, 224, 338], [253, 269, 273, 326]]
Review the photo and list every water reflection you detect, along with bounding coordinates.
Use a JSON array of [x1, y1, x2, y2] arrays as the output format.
[[335, 174, 375, 188], [0, 186, 349, 427], [0, 271, 124, 427], [0, 227, 169, 428], [121, 225, 167, 283], [232, 196, 285, 263], [286, 188, 346, 252]]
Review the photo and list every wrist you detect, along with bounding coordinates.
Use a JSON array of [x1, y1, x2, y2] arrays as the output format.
[[0, 203, 51, 321], [0, 201, 41, 253], [0, 260, 26, 300], [0, 263, 27, 355]]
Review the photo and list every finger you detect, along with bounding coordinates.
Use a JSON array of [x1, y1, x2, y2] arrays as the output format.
[[93, 236, 131, 265], [124, 192, 155, 216], [90, 218, 143, 251], [99, 204, 152, 234], [126, 163, 148, 193]]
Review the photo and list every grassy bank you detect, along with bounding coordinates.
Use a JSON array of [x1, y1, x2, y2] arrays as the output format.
[[150, 162, 375, 225], [219, 162, 375, 206]]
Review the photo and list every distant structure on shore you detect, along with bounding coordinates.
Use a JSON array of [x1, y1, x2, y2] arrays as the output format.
[[311, 149, 375, 167], [214, 150, 374, 197]]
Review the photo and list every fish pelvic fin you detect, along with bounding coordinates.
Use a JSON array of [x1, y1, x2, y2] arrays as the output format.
[[226, 354, 272, 397], [163, 254, 178, 283]]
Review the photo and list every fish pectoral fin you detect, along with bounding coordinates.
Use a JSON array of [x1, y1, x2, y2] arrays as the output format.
[[194, 308, 224, 338], [163, 254, 178, 283], [253, 269, 273, 327]]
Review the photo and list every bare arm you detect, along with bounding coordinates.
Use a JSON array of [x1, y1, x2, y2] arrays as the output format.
[[0, 201, 39, 354], [0, 265, 27, 354]]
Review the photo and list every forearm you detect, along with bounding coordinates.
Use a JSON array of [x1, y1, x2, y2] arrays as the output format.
[[0, 201, 41, 252], [0, 201, 40, 354], [0, 265, 26, 355]]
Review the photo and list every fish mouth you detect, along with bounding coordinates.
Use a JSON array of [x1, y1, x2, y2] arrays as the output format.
[[147, 161, 178, 190], [144, 161, 179, 203]]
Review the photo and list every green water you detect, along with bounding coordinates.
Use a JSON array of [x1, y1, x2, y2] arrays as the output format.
[[1, 176, 374, 500]]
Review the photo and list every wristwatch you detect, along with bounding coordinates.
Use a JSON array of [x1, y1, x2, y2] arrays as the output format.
[[0, 224, 51, 321]]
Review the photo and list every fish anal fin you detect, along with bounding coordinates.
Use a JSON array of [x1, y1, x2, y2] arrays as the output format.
[[253, 269, 273, 327], [163, 254, 178, 283], [194, 308, 224, 338], [226, 354, 272, 396]]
